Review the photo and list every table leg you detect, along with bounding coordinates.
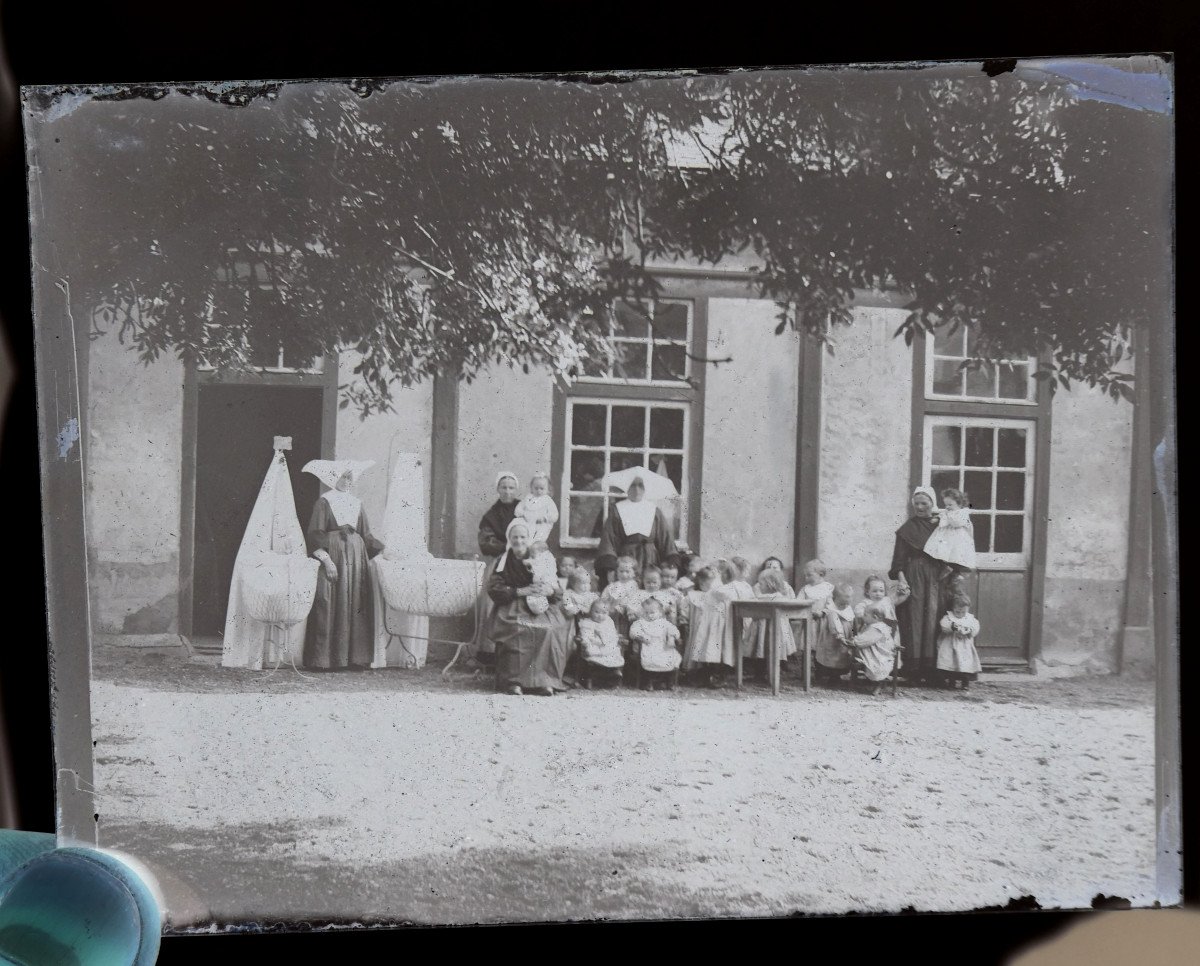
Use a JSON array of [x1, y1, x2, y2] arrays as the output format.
[[734, 614, 743, 690], [770, 623, 780, 696], [804, 621, 812, 693]]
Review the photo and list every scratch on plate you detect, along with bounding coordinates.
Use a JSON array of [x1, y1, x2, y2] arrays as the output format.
[[56, 416, 80, 458]]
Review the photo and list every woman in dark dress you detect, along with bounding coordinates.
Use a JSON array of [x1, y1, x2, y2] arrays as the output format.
[[470, 471, 521, 665], [595, 477, 676, 589], [888, 485, 948, 684], [488, 519, 573, 696], [302, 460, 385, 670]]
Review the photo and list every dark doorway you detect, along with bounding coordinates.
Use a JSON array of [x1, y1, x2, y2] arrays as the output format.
[[192, 385, 324, 638]]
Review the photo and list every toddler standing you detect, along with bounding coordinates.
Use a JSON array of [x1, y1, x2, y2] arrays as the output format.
[[577, 598, 624, 689], [936, 593, 982, 689], [631, 596, 682, 690], [794, 558, 835, 678], [513, 470, 559, 543]]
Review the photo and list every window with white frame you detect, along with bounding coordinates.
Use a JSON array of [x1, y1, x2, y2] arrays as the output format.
[[927, 325, 1036, 403], [579, 299, 693, 385], [922, 416, 1036, 568], [561, 400, 689, 548]]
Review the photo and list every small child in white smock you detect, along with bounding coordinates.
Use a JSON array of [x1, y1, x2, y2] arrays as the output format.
[[513, 470, 559, 544], [924, 487, 977, 579], [630, 596, 682, 690]]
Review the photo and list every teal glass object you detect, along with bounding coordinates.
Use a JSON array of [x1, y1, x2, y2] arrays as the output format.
[[0, 831, 160, 966]]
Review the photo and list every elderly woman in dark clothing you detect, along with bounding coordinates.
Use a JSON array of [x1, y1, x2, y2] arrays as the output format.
[[488, 519, 573, 696], [469, 471, 521, 666], [889, 485, 950, 684]]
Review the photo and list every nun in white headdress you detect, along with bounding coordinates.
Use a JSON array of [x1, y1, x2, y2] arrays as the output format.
[[302, 459, 385, 669]]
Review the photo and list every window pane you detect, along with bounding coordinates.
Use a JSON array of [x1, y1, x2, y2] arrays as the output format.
[[994, 515, 1024, 553], [609, 450, 645, 473], [651, 344, 687, 382], [965, 326, 980, 356], [568, 496, 604, 540], [931, 425, 961, 466], [654, 301, 689, 340], [996, 471, 1026, 511], [613, 300, 651, 340], [933, 325, 964, 355], [649, 408, 685, 450], [964, 427, 994, 467], [999, 363, 1032, 400], [648, 453, 683, 491], [659, 495, 684, 542], [611, 406, 645, 448], [571, 404, 606, 446], [612, 342, 649, 380], [997, 428, 1028, 467], [972, 514, 992, 553], [570, 451, 606, 490], [931, 469, 960, 497], [964, 364, 994, 398], [963, 470, 993, 509], [932, 359, 963, 395]]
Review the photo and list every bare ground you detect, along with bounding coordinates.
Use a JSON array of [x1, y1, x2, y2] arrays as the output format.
[[86, 645, 1159, 930]]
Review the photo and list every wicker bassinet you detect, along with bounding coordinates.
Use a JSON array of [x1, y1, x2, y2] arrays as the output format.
[[239, 552, 320, 625], [374, 557, 485, 617]]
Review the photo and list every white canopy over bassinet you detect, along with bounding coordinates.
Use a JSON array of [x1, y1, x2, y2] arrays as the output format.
[[221, 439, 319, 670], [370, 452, 486, 668]]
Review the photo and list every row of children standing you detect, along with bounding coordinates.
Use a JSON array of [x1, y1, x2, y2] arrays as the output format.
[[551, 550, 982, 693]]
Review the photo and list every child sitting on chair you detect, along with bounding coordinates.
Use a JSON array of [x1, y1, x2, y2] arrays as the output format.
[[630, 595, 682, 691], [523, 540, 559, 615], [847, 601, 900, 694], [577, 598, 624, 689]]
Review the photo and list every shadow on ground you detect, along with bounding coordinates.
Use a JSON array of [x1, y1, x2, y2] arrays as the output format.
[[102, 818, 777, 930]]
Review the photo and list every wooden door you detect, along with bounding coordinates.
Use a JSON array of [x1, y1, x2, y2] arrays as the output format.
[[923, 415, 1037, 664]]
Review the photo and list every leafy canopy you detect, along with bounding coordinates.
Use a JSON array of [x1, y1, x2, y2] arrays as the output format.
[[27, 65, 1170, 413]]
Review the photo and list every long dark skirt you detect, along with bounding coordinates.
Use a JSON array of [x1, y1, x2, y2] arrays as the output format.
[[304, 530, 374, 669], [492, 600, 573, 691], [469, 556, 501, 665], [896, 550, 947, 681]]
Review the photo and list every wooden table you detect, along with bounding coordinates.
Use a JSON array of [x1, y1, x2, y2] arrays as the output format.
[[730, 599, 815, 695]]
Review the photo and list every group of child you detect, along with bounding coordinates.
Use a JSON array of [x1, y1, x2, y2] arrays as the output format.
[[509, 470, 984, 693], [544, 551, 983, 695]]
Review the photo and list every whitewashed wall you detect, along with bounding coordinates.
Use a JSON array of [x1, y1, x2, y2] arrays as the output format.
[[85, 334, 185, 634], [700, 298, 799, 567], [817, 306, 913, 587], [454, 363, 556, 559]]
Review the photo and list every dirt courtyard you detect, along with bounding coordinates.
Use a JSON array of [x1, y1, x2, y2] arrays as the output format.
[[86, 645, 1159, 929]]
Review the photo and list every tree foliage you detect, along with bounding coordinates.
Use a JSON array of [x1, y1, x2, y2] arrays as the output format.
[[26, 64, 1171, 413]]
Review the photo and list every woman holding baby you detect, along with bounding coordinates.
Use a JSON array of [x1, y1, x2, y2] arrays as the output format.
[[487, 518, 573, 696]]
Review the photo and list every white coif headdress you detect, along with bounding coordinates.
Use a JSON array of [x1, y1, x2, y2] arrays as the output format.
[[302, 459, 375, 490]]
